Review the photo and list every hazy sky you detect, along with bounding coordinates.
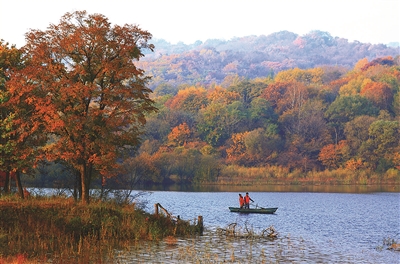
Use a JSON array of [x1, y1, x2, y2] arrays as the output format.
[[1, 0, 399, 48]]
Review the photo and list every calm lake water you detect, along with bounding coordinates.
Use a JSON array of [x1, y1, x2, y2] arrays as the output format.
[[117, 189, 400, 263]]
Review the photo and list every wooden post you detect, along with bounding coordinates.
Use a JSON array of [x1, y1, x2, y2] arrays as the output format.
[[154, 203, 159, 217], [197, 215, 203, 235]]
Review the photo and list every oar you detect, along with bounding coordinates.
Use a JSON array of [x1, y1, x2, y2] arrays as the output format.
[[252, 202, 266, 210]]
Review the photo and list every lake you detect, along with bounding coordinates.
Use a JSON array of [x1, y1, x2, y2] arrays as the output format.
[[116, 189, 400, 263]]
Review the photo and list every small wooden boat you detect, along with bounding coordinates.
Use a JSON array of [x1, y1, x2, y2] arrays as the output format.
[[229, 207, 278, 214]]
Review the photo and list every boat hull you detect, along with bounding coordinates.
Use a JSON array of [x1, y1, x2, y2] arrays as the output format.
[[229, 207, 278, 214]]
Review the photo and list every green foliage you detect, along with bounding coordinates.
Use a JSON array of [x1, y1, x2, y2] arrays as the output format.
[[197, 101, 248, 147], [325, 95, 379, 124], [367, 120, 399, 158]]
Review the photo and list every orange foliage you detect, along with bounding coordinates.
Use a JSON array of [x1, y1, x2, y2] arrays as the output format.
[[345, 158, 365, 171], [354, 58, 369, 71], [8, 11, 156, 203], [168, 122, 192, 146], [360, 81, 393, 110], [206, 86, 240, 104], [226, 132, 249, 162], [165, 86, 208, 112], [318, 140, 348, 169], [261, 81, 308, 114]]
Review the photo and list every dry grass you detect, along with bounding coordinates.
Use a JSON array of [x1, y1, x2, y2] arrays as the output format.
[[0, 196, 199, 263], [217, 165, 400, 186]]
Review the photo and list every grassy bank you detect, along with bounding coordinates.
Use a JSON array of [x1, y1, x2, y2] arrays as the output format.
[[216, 165, 400, 186], [0, 196, 200, 263]]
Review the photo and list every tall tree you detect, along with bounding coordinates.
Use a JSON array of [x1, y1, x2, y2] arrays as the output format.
[[10, 11, 156, 203], [0, 41, 43, 197]]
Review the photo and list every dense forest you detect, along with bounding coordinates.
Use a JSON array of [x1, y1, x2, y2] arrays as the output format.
[[138, 30, 399, 90], [29, 55, 400, 189], [1, 17, 399, 193], [116, 55, 400, 187]]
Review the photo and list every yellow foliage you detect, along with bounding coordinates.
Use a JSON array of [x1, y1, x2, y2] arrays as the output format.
[[345, 158, 364, 171], [275, 67, 324, 85], [339, 76, 371, 96], [354, 58, 369, 71]]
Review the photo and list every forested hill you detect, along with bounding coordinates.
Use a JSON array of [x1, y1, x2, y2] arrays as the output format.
[[137, 30, 399, 90]]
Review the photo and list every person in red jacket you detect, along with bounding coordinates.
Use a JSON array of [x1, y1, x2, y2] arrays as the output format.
[[244, 192, 254, 209], [239, 194, 244, 208]]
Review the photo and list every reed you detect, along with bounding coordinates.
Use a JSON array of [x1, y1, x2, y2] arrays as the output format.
[[0, 196, 199, 262], [218, 165, 400, 186]]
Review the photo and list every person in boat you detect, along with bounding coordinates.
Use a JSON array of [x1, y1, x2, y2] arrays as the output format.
[[239, 194, 244, 208], [244, 192, 254, 209]]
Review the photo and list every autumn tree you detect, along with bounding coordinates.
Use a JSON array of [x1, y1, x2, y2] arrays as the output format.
[[226, 132, 249, 164], [11, 11, 156, 203], [260, 81, 309, 115], [117, 152, 160, 187], [279, 100, 331, 170], [274, 67, 324, 86], [339, 75, 371, 96], [165, 86, 208, 113], [0, 41, 45, 197], [207, 86, 240, 104], [318, 140, 349, 169], [167, 122, 192, 146], [360, 81, 393, 111]]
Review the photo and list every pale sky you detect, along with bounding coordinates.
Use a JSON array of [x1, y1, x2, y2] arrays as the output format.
[[1, 0, 399, 48]]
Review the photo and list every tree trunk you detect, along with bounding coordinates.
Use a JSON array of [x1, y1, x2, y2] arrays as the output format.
[[80, 165, 88, 204], [80, 162, 92, 204], [15, 171, 24, 199], [4, 171, 10, 194], [73, 169, 81, 201]]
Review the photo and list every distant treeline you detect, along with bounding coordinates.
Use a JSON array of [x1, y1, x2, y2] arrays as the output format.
[[138, 30, 399, 90]]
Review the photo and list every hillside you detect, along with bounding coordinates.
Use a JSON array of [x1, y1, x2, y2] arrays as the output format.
[[138, 30, 399, 90]]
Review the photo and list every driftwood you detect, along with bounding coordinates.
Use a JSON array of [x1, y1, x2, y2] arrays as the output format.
[[154, 203, 203, 235], [154, 203, 172, 218], [217, 223, 278, 239], [262, 226, 278, 238]]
